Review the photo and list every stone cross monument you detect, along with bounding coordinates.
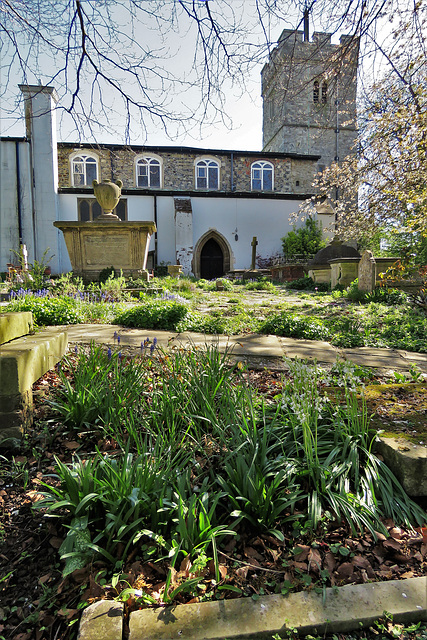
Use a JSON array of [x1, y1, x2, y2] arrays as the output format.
[[251, 236, 258, 271]]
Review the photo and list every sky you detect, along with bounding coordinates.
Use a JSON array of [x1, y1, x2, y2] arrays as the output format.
[[0, 0, 367, 151]]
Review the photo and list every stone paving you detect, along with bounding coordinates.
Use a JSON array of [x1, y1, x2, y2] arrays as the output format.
[[65, 323, 427, 374]]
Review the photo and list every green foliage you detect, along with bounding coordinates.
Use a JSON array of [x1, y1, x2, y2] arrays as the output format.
[[50, 343, 146, 435], [98, 266, 117, 283], [7, 293, 84, 325], [9, 247, 54, 291], [114, 299, 189, 330], [38, 346, 425, 581], [244, 277, 276, 292], [36, 446, 176, 575], [285, 276, 316, 291], [52, 272, 84, 296], [196, 278, 233, 291], [260, 312, 330, 341], [281, 218, 325, 260], [344, 279, 407, 305]]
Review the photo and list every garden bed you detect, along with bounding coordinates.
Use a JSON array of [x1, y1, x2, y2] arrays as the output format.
[[1, 346, 426, 640]]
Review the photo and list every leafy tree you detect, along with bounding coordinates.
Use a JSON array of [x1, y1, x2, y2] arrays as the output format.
[[298, 7, 427, 245], [281, 217, 325, 259]]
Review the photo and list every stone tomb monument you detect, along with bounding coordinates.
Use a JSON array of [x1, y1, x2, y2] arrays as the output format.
[[54, 179, 156, 281]]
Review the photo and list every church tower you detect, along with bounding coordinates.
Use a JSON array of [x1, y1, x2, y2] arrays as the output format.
[[262, 23, 359, 177]]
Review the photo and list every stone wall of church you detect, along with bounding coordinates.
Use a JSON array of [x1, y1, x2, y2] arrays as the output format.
[[262, 29, 358, 171], [57, 146, 311, 194]]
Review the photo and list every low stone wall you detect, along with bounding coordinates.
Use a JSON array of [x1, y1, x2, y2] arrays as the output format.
[[0, 312, 68, 445], [270, 263, 306, 282]]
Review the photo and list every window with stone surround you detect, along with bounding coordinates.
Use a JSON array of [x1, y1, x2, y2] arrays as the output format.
[[136, 156, 161, 188], [71, 153, 99, 186], [313, 80, 320, 104], [195, 159, 219, 190], [77, 198, 127, 221], [251, 161, 274, 191], [314, 80, 328, 105]]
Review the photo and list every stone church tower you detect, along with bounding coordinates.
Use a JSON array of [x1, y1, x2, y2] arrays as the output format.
[[262, 25, 359, 177]]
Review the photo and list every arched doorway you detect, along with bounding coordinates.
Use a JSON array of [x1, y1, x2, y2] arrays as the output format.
[[200, 238, 224, 279], [193, 230, 232, 279]]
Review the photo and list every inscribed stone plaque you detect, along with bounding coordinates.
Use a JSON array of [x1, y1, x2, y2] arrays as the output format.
[[83, 235, 131, 267], [358, 250, 376, 292]]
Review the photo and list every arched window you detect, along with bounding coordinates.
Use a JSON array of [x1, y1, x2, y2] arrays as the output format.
[[251, 161, 274, 191], [195, 159, 219, 190], [313, 80, 320, 104], [71, 154, 98, 186], [136, 156, 161, 188], [321, 81, 328, 104]]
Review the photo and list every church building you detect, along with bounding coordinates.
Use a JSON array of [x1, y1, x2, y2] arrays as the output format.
[[0, 26, 358, 278]]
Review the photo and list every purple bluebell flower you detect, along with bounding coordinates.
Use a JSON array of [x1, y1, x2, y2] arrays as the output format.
[[74, 345, 78, 354], [114, 331, 118, 342], [117, 335, 121, 344], [107, 346, 112, 360], [153, 337, 158, 346], [118, 351, 122, 361], [150, 343, 155, 355]]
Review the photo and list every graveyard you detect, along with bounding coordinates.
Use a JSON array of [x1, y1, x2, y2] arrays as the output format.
[[0, 270, 426, 640]]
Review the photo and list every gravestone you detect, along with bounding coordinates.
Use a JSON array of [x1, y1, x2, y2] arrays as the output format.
[[358, 250, 376, 292], [243, 236, 260, 280]]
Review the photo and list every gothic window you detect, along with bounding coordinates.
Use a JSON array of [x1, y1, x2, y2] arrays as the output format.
[[195, 159, 219, 190], [136, 156, 161, 188], [77, 198, 127, 221], [71, 154, 98, 186], [313, 80, 320, 104], [321, 81, 328, 104], [251, 161, 274, 191]]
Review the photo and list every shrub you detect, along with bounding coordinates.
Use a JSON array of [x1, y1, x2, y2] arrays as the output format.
[[260, 312, 330, 341], [281, 217, 325, 260], [7, 293, 83, 325], [114, 300, 189, 330]]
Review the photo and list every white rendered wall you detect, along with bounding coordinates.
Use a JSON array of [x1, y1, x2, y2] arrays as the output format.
[[191, 197, 302, 269], [20, 86, 61, 273], [55, 193, 316, 275], [0, 140, 34, 273]]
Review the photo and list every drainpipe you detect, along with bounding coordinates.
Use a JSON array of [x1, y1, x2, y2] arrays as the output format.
[[28, 138, 38, 259], [230, 152, 235, 192], [15, 141, 24, 246], [153, 194, 158, 269]]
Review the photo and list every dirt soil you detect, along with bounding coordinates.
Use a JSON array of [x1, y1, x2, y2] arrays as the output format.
[[363, 384, 427, 445], [0, 365, 426, 640]]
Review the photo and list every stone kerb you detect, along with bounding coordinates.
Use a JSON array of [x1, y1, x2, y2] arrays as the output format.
[[0, 313, 68, 444]]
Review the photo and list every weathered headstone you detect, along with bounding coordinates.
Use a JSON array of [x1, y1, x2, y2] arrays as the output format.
[[358, 250, 376, 292]]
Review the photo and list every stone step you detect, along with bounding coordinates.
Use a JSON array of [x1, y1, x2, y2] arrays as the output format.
[[0, 311, 33, 345]]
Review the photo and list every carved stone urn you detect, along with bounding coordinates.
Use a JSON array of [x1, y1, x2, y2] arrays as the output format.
[[92, 179, 123, 220]]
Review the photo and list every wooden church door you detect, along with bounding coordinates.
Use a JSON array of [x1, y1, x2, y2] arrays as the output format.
[[200, 238, 224, 279]]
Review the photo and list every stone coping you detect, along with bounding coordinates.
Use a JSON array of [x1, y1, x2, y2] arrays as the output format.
[[78, 577, 427, 640], [0, 311, 33, 345]]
